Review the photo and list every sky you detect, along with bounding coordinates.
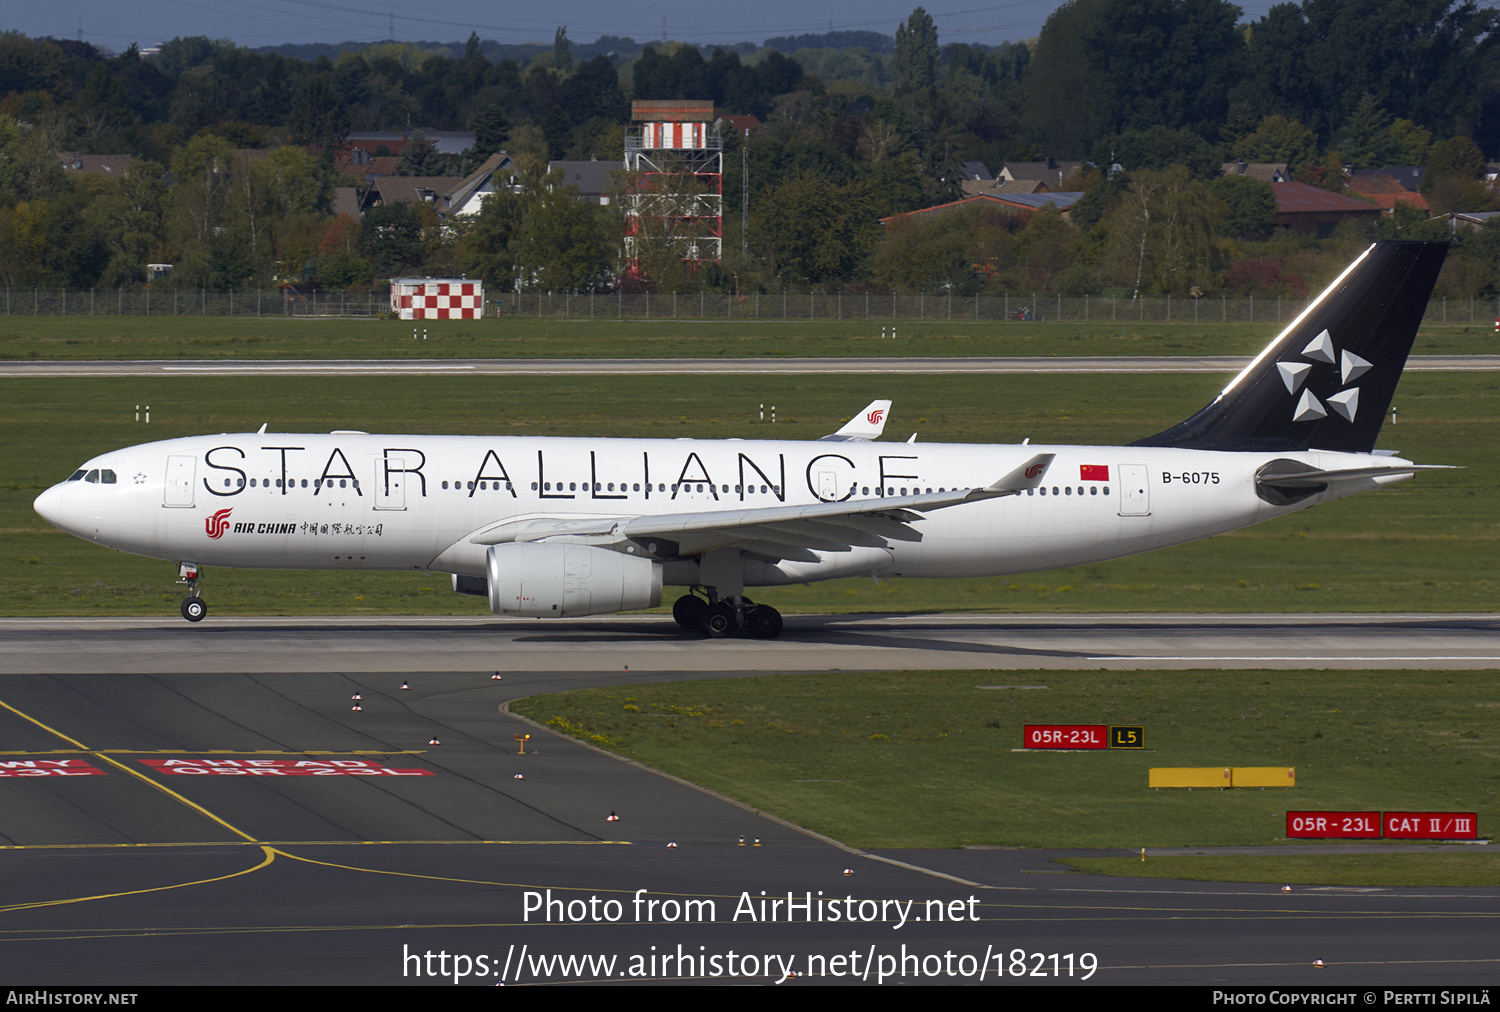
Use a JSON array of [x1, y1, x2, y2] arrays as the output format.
[[8, 0, 1278, 55]]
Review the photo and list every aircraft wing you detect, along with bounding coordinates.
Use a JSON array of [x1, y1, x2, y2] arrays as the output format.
[[819, 399, 892, 441], [469, 452, 1055, 562]]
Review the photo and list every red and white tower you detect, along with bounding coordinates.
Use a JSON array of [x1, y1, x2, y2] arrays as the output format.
[[624, 99, 722, 277]]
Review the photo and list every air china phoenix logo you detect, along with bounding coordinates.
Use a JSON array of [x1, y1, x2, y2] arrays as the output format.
[[205, 508, 233, 539], [866, 409, 886, 425], [1024, 463, 1046, 479]]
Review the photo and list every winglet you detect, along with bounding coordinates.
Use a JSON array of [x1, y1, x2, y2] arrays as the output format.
[[987, 453, 1055, 492], [821, 400, 891, 441]]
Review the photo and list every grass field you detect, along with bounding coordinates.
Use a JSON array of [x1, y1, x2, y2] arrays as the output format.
[[2, 314, 1498, 360], [1061, 853, 1500, 887], [508, 668, 1498, 862], [4, 370, 1495, 617]]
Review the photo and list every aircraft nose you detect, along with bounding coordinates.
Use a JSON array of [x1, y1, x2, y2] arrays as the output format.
[[34, 483, 91, 538], [33, 484, 65, 528]]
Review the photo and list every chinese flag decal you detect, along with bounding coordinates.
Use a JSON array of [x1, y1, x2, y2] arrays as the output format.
[[1080, 465, 1110, 481]]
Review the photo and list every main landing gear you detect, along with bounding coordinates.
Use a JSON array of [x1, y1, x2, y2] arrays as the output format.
[[672, 592, 783, 640], [177, 562, 208, 623]]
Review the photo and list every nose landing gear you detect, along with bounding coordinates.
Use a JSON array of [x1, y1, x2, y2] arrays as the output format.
[[177, 562, 208, 622]]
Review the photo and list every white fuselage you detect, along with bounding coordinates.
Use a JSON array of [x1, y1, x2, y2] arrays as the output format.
[[34, 432, 1409, 589]]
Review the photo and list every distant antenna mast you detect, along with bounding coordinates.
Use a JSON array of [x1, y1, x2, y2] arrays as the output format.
[[389, 12, 395, 41], [661, 14, 667, 42], [741, 145, 749, 256]]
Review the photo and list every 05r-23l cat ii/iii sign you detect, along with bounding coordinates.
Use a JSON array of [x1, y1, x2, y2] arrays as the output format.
[[35, 241, 1453, 639]]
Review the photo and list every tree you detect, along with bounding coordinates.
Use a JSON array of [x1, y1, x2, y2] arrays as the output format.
[[82, 160, 168, 287], [1091, 126, 1221, 181], [1228, 115, 1319, 172], [754, 175, 881, 283], [1337, 94, 1396, 169], [394, 131, 452, 176], [1024, 0, 1111, 157], [552, 27, 572, 75], [288, 73, 349, 150], [893, 7, 939, 95], [1208, 174, 1277, 240], [359, 202, 429, 277], [168, 133, 241, 286], [470, 104, 510, 158], [869, 210, 972, 291], [1422, 136, 1496, 215], [511, 180, 612, 291], [1082, 0, 1244, 142], [1098, 165, 1227, 297]]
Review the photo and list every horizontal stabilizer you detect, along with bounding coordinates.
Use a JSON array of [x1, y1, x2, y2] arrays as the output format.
[[1256, 463, 1457, 488]]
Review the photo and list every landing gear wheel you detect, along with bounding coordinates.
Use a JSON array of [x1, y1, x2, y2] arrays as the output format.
[[746, 605, 783, 640], [181, 597, 207, 623], [672, 594, 706, 630], [701, 603, 735, 637]]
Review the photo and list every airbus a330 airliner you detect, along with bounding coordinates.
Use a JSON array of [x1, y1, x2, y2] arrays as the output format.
[[35, 241, 1452, 639]]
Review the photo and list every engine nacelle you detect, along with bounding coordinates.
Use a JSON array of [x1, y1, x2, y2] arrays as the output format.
[[485, 542, 662, 617]]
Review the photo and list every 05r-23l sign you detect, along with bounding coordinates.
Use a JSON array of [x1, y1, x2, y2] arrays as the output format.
[[1023, 725, 1145, 750]]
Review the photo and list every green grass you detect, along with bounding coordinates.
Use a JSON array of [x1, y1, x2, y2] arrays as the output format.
[[4, 371, 1496, 617], [1062, 853, 1500, 887], [1, 314, 1496, 360], [509, 669, 1500, 855]]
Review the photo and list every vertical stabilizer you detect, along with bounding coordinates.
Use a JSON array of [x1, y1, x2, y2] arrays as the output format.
[[1132, 240, 1448, 452]]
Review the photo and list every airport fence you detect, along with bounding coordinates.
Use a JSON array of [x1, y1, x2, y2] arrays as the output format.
[[2, 287, 1495, 325]]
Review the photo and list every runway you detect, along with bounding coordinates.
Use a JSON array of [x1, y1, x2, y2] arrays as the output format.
[[3, 613, 1497, 675], [1, 614, 1497, 986], [3, 354, 1499, 378]]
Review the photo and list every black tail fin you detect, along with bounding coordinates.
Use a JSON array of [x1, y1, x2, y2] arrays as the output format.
[[1132, 240, 1448, 452]]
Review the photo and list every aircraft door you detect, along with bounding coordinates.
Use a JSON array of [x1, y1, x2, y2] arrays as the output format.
[[164, 455, 196, 507], [375, 457, 406, 510], [1117, 464, 1150, 516]]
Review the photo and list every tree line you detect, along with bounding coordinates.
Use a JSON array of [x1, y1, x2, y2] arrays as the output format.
[[2, 1, 1499, 298]]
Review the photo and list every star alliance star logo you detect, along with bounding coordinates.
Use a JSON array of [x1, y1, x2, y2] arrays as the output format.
[[1277, 329, 1370, 424]]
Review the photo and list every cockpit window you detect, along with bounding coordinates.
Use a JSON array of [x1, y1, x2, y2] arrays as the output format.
[[84, 469, 100, 483], [67, 470, 86, 482], [100, 470, 117, 484]]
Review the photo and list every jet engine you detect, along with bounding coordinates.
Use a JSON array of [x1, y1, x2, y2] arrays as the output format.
[[484, 542, 662, 617]]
